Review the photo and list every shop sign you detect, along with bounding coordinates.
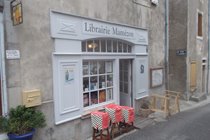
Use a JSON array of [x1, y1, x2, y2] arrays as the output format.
[[10, 0, 23, 26], [176, 50, 186, 56], [50, 11, 149, 45], [83, 21, 134, 38]]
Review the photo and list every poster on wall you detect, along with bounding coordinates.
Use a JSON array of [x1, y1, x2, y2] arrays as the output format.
[[150, 67, 163, 88], [64, 68, 74, 85]]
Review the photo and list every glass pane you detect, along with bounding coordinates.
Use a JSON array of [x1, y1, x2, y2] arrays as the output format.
[[99, 75, 106, 89], [90, 61, 97, 75], [83, 61, 89, 76], [83, 93, 89, 107], [120, 61, 123, 69], [123, 60, 129, 71], [123, 43, 127, 53], [106, 61, 113, 73], [82, 41, 86, 52], [107, 88, 113, 101], [83, 77, 89, 92], [128, 45, 132, 53], [124, 83, 128, 93], [98, 61, 105, 74], [107, 40, 112, 52], [90, 76, 98, 90], [99, 90, 106, 103], [118, 41, 123, 52], [107, 74, 113, 87], [94, 40, 100, 52], [120, 82, 124, 92], [113, 40, 117, 52], [87, 40, 94, 52], [124, 71, 128, 82], [91, 91, 98, 105], [120, 70, 123, 81], [101, 40, 106, 52]]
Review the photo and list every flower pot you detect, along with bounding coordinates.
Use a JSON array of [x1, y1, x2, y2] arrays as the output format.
[[139, 108, 151, 118], [7, 129, 35, 140]]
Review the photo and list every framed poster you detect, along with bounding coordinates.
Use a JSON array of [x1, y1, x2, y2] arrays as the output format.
[[150, 67, 163, 88]]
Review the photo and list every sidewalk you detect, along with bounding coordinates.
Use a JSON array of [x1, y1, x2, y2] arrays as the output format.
[[114, 95, 210, 140]]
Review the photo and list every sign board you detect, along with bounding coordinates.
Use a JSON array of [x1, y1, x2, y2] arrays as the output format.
[[6, 50, 20, 59], [176, 50, 186, 56], [50, 11, 148, 45]]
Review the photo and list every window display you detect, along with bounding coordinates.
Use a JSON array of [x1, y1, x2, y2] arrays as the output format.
[[107, 88, 113, 101], [90, 61, 97, 75], [99, 75, 106, 89], [99, 90, 106, 103], [83, 77, 89, 92], [83, 93, 89, 107], [91, 91, 98, 105], [83, 60, 114, 107]]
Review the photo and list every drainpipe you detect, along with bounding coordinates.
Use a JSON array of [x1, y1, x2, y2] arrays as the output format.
[[165, 0, 169, 90], [207, 0, 210, 95], [0, 12, 8, 114]]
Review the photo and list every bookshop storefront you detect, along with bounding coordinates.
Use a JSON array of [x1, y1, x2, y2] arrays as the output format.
[[50, 11, 149, 124]]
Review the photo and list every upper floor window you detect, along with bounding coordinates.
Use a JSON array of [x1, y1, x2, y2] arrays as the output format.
[[197, 12, 203, 38], [82, 39, 132, 53]]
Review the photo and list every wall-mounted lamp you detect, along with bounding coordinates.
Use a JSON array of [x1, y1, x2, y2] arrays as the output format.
[[10, 0, 23, 26], [88, 43, 97, 49]]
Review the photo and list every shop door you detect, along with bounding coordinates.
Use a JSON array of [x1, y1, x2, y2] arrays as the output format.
[[120, 59, 132, 107]]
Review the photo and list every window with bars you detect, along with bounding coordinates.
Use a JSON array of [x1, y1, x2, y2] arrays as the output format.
[[83, 60, 114, 107]]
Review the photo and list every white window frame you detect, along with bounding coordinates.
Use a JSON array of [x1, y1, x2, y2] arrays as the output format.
[[82, 60, 114, 109]]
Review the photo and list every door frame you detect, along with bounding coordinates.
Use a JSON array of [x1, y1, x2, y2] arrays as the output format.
[[119, 59, 133, 107]]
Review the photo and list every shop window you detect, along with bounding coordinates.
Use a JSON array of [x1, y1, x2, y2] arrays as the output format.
[[197, 12, 203, 37], [83, 60, 114, 107], [82, 39, 132, 53]]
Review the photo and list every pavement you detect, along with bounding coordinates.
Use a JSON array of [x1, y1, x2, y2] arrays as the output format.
[[114, 95, 210, 140]]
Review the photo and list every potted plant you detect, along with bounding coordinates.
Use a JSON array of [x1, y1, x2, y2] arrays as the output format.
[[139, 98, 152, 118], [0, 105, 46, 140]]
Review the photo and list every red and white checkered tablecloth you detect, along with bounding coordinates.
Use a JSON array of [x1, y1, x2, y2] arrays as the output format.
[[121, 106, 135, 124], [91, 111, 110, 130], [105, 104, 123, 123]]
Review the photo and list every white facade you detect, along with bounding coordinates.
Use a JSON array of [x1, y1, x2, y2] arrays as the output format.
[[50, 11, 149, 124]]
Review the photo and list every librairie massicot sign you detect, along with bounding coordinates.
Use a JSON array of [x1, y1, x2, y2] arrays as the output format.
[[83, 21, 134, 38], [50, 11, 148, 45]]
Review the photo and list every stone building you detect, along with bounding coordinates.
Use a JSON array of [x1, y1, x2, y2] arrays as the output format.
[[168, 0, 209, 101], [0, 0, 167, 139]]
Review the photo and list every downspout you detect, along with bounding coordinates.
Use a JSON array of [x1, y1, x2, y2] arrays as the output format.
[[207, 0, 210, 95], [165, 0, 169, 90], [0, 9, 8, 114]]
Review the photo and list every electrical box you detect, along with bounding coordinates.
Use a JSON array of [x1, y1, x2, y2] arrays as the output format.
[[22, 89, 41, 107], [151, 0, 158, 6]]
